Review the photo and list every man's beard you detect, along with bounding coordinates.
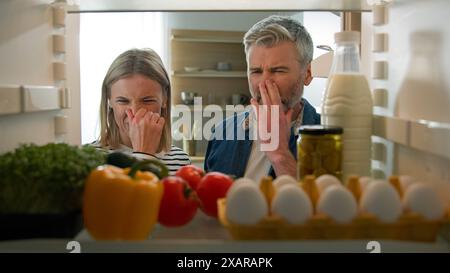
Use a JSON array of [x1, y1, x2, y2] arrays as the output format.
[[251, 80, 303, 113]]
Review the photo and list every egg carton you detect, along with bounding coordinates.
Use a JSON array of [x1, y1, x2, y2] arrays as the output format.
[[217, 199, 450, 241]]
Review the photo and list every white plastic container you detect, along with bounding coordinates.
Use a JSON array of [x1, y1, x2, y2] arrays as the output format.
[[321, 31, 373, 181]]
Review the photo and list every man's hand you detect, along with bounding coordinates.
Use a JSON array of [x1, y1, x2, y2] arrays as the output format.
[[126, 108, 165, 155], [250, 80, 297, 177]]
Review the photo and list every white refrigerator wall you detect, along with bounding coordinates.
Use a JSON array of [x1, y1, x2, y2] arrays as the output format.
[[362, 0, 450, 204], [0, 0, 81, 154]]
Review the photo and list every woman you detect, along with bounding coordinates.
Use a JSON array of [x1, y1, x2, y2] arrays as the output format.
[[94, 48, 190, 175]]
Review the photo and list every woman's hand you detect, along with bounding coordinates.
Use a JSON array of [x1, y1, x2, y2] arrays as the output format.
[[126, 108, 165, 155]]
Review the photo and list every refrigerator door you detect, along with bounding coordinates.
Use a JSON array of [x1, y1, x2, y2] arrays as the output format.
[[361, 0, 450, 206], [0, 1, 81, 153]]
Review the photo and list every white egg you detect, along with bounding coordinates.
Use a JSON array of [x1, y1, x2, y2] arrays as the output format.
[[360, 180, 402, 223], [226, 183, 268, 225], [316, 185, 358, 224], [271, 184, 313, 224], [273, 175, 297, 190], [234, 177, 256, 185], [227, 177, 256, 199], [399, 175, 417, 192], [316, 174, 342, 194], [403, 183, 445, 220], [358, 176, 371, 192]]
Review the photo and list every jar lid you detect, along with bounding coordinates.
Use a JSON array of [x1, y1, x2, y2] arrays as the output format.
[[298, 125, 343, 135]]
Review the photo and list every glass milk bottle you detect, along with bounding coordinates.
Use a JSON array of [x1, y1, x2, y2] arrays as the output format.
[[321, 31, 373, 182]]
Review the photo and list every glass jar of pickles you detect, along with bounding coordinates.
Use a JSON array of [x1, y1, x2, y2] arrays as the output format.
[[297, 125, 343, 181]]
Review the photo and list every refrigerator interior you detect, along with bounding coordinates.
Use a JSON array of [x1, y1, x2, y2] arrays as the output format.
[[0, 0, 449, 205]]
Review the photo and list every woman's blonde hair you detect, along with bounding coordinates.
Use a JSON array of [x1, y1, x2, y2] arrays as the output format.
[[99, 48, 171, 152]]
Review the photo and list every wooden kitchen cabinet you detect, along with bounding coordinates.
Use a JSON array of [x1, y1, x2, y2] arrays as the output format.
[[170, 29, 250, 106], [170, 29, 251, 158]]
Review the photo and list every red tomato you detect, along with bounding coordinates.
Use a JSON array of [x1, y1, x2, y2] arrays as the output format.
[[158, 176, 198, 227], [196, 172, 233, 218], [175, 165, 204, 191]]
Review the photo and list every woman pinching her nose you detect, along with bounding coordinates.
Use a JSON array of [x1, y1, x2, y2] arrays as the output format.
[[94, 48, 190, 175], [126, 108, 165, 155]]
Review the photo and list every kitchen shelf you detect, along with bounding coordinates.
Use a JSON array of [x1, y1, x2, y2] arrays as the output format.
[[171, 28, 249, 107], [67, 0, 371, 13], [172, 70, 246, 78], [190, 156, 205, 162], [373, 115, 450, 161], [171, 35, 242, 44], [171, 104, 248, 117]]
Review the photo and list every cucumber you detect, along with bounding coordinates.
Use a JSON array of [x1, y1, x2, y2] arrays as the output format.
[[106, 152, 137, 168], [107, 152, 169, 179]]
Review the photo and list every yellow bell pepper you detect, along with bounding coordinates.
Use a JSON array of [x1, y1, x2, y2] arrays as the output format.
[[83, 163, 164, 240]]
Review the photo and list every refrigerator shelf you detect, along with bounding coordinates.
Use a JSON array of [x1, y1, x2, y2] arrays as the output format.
[[373, 115, 450, 161]]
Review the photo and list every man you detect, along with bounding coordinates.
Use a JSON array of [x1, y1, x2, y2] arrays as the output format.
[[204, 15, 320, 181]]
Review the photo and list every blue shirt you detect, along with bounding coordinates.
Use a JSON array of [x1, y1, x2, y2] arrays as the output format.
[[204, 98, 320, 178]]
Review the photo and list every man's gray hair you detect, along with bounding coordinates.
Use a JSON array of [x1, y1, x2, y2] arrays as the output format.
[[244, 15, 314, 66]]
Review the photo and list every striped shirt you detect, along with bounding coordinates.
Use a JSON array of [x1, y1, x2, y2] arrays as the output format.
[[91, 142, 191, 175]]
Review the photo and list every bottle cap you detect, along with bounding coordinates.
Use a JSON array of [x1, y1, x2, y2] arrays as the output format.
[[334, 31, 360, 44]]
